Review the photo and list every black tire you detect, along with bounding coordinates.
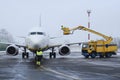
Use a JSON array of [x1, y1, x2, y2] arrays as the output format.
[[22, 52, 25, 59], [50, 52, 56, 59], [85, 55, 89, 58], [90, 53, 96, 58], [53, 52, 56, 58], [99, 54, 104, 58], [105, 53, 112, 58], [50, 52, 52, 59], [99, 55, 104, 58], [26, 52, 29, 59]]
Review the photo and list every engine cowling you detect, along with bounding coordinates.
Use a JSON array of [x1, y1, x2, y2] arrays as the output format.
[[59, 45, 70, 56], [6, 44, 19, 56]]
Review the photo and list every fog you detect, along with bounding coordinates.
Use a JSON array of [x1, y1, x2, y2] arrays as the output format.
[[0, 0, 120, 43]]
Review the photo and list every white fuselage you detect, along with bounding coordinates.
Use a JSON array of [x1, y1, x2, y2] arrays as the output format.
[[25, 27, 49, 51]]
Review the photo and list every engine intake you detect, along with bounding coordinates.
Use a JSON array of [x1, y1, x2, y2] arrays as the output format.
[[6, 44, 19, 56], [59, 45, 70, 56]]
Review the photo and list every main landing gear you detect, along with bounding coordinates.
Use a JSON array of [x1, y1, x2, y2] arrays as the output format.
[[49, 48, 56, 59], [22, 47, 29, 59]]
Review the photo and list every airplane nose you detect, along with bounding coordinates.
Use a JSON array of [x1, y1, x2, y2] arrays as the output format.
[[30, 36, 43, 48], [31, 37, 42, 43], [34, 44, 40, 49]]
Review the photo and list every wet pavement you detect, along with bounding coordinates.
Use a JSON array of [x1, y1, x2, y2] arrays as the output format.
[[0, 52, 120, 80]]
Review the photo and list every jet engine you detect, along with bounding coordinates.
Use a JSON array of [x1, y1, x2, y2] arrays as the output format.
[[59, 45, 70, 56], [6, 44, 19, 56]]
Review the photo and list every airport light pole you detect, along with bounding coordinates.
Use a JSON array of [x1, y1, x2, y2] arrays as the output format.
[[87, 10, 91, 40]]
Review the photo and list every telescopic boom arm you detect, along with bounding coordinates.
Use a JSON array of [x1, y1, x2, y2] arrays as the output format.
[[61, 25, 113, 44]]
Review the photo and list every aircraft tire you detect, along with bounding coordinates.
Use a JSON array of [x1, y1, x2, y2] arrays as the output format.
[[50, 52, 56, 59], [50, 52, 52, 59], [22, 52, 25, 59], [26, 52, 29, 59], [53, 52, 56, 58], [90, 53, 96, 58]]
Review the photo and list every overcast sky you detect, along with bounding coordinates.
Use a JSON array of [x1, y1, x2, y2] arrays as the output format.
[[0, 0, 120, 43]]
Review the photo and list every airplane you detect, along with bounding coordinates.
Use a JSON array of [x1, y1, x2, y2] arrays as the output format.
[[0, 27, 82, 60]]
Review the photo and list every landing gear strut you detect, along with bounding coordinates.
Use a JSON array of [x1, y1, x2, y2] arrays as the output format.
[[49, 48, 56, 59], [22, 47, 29, 59]]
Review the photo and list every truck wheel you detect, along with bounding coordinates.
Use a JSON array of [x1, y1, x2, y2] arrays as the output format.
[[99, 54, 104, 58], [90, 53, 96, 58], [105, 53, 112, 58], [85, 55, 89, 58], [26, 52, 29, 59]]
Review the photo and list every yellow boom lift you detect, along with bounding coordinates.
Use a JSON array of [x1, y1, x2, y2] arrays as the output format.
[[61, 25, 118, 58]]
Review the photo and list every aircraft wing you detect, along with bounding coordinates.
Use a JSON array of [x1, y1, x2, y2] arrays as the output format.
[[0, 42, 26, 48], [46, 41, 85, 58], [48, 42, 85, 48]]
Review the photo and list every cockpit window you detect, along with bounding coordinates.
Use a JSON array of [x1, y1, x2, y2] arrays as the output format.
[[30, 32, 36, 35], [37, 32, 44, 35], [30, 32, 45, 35]]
